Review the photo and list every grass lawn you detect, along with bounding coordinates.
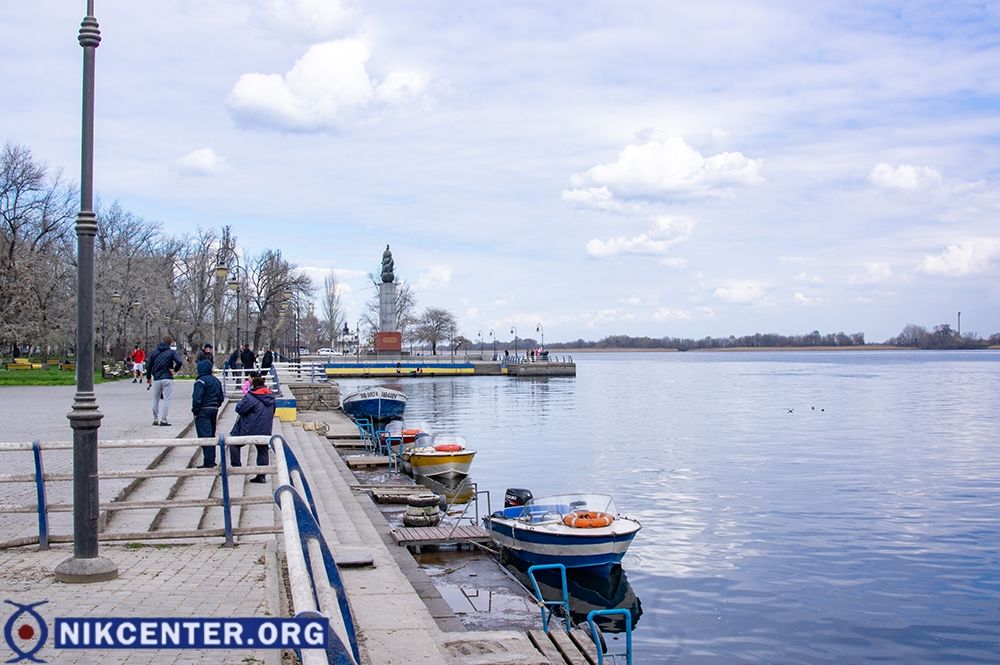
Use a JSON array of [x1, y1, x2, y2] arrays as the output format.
[[0, 368, 120, 386]]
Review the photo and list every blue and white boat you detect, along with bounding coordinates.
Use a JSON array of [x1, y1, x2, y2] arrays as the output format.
[[484, 493, 641, 575], [342, 386, 406, 425]]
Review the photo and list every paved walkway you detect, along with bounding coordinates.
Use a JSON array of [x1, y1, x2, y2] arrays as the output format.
[[0, 542, 279, 665], [0, 381, 194, 543]]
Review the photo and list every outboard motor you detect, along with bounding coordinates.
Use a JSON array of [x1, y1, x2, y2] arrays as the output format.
[[505, 488, 533, 508]]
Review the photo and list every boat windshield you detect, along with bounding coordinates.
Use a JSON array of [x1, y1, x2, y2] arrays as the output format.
[[431, 435, 468, 448], [513, 494, 616, 523]]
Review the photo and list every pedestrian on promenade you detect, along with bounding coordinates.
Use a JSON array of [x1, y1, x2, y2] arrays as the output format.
[[260, 346, 274, 370], [226, 348, 240, 369], [240, 343, 256, 371], [146, 335, 183, 426], [196, 342, 214, 364], [191, 358, 223, 467], [242, 370, 259, 395], [230, 375, 275, 483], [129, 344, 146, 383]]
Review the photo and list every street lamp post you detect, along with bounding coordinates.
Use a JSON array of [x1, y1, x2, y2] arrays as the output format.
[[536, 323, 544, 351], [510, 326, 518, 361], [477, 330, 483, 358], [56, 0, 117, 582], [214, 249, 247, 355], [489, 329, 495, 359]]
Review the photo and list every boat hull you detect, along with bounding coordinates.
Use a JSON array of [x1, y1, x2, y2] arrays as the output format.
[[342, 388, 406, 423], [403, 451, 475, 479], [485, 516, 639, 574]]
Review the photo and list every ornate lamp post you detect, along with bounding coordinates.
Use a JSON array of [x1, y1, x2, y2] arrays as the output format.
[[536, 323, 544, 351], [214, 249, 247, 351], [489, 329, 495, 359], [510, 325, 518, 360], [56, 0, 117, 583], [477, 330, 483, 357]]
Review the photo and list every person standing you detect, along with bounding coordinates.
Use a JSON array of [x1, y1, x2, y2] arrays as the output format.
[[230, 375, 275, 483], [260, 346, 274, 370], [196, 342, 214, 364], [129, 344, 146, 383], [191, 358, 223, 467], [146, 335, 183, 426], [240, 343, 256, 371]]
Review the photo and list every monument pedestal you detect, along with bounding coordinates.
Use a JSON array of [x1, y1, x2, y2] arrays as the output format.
[[374, 332, 402, 352]]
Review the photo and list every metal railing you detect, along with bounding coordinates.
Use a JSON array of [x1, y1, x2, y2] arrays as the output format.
[[0, 434, 279, 550], [272, 361, 327, 384], [527, 564, 572, 633], [272, 434, 361, 665], [218, 366, 281, 395]]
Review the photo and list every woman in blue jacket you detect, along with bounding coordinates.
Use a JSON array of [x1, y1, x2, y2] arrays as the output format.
[[230, 375, 275, 483]]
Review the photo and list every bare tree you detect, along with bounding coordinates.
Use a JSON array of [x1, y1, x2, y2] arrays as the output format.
[[320, 273, 345, 348], [414, 307, 457, 355], [246, 250, 313, 350]]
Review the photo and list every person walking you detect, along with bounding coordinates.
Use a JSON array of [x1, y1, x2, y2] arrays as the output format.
[[191, 358, 223, 467], [146, 335, 183, 426], [240, 343, 256, 371], [129, 344, 146, 383], [260, 346, 274, 370], [229, 375, 275, 483]]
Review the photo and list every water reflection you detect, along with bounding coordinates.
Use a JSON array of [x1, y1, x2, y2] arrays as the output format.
[[416, 474, 476, 504], [504, 558, 642, 634]]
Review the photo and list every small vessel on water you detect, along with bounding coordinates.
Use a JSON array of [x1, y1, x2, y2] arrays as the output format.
[[484, 490, 641, 575], [342, 386, 406, 426], [402, 435, 476, 480], [383, 419, 432, 447]]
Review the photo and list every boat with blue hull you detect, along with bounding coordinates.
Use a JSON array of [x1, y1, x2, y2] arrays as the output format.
[[342, 386, 406, 426], [484, 492, 641, 575]]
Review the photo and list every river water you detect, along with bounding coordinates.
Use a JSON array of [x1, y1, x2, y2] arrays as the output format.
[[338, 350, 1000, 663]]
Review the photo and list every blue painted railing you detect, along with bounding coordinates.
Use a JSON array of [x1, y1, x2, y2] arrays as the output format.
[[587, 609, 633, 665], [31, 440, 48, 550], [526, 563, 572, 633]]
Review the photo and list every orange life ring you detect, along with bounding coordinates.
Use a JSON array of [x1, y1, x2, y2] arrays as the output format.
[[434, 443, 463, 452], [562, 511, 614, 528]]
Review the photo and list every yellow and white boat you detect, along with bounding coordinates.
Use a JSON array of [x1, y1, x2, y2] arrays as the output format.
[[402, 435, 476, 480]]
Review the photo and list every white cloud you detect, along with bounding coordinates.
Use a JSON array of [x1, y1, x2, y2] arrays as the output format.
[[227, 39, 426, 132], [415, 266, 452, 290], [794, 271, 822, 284], [653, 306, 715, 321], [253, 0, 355, 38], [849, 262, 894, 284], [868, 163, 942, 191], [713, 281, 764, 303], [920, 240, 1000, 277], [659, 257, 689, 269], [561, 186, 623, 211], [586, 216, 694, 258], [568, 135, 763, 201], [793, 292, 820, 305], [174, 148, 225, 176]]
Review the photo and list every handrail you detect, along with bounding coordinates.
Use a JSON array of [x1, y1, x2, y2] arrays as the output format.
[[0, 433, 276, 550], [526, 563, 572, 633], [272, 434, 361, 665], [586, 609, 633, 665]]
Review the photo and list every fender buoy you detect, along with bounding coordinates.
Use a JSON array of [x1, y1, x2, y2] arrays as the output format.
[[406, 493, 441, 508], [434, 443, 463, 452], [562, 511, 614, 528]]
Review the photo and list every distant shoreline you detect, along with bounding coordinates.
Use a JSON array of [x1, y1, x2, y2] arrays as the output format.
[[552, 345, 913, 353]]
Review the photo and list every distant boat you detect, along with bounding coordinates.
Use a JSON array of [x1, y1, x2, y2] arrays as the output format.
[[342, 386, 406, 425], [402, 435, 476, 480], [484, 492, 641, 575]]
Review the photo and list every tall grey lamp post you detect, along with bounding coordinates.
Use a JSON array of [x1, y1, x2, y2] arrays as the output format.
[[536, 323, 544, 350], [510, 326, 518, 360], [214, 248, 246, 350], [56, 0, 118, 583]]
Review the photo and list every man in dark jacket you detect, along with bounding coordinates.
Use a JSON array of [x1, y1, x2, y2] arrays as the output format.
[[260, 346, 274, 370], [191, 358, 224, 467], [240, 343, 256, 371], [196, 343, 214, 364], [145, 335, 183, 426], [230, 375, 275, 483]]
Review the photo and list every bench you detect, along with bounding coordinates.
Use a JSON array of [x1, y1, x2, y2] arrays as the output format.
[[5, 358, 43, 370], [59, 362, 76, 372]]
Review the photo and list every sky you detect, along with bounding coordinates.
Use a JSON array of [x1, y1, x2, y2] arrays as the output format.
[[3, 1, 1000, 343]]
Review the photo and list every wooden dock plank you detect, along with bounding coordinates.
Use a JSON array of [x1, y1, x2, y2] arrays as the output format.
[[345, 455, 389, 468], [566, 631, 599, 665], [527, 630, 567, 664], [392, 524, 492, 546], [549, 630, 592, 665]]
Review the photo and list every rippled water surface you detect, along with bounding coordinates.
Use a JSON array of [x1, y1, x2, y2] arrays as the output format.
[[339, 351, 1000, 663]]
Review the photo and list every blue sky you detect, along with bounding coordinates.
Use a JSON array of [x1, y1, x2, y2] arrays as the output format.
[[3, 1, 1000, 342]]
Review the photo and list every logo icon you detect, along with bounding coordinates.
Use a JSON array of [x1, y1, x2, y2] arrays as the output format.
[[3, 600, 48, 664]]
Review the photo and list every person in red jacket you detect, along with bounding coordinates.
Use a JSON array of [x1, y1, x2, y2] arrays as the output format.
[[129, 344, 146, 383]]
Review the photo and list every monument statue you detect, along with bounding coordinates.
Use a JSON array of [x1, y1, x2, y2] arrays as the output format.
[[381, 244, 395, 283]]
